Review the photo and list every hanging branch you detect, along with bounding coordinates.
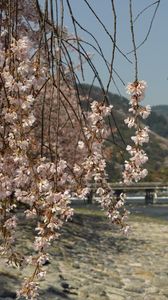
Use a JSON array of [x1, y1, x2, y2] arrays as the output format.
[[129, 0, 138, 82], [128, 0, 161, 54]]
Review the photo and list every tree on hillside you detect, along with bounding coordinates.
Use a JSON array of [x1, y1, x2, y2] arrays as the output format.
[[0, 0, 160, 298]]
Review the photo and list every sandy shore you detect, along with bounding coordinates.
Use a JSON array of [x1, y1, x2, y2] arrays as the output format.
[[0, 204, 168, 300]]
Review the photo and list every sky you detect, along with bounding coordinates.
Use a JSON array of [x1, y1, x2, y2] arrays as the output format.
[[41, 0, 168, 106]]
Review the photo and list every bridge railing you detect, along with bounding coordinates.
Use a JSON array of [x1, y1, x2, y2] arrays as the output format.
[[87, 182, 168, 205]]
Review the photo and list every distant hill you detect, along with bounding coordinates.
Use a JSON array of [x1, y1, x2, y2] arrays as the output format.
[[152, 105, 168, 121], [79, 83, 168, 139], [79, 84, 168, 182], [145, 105, 168, 139]]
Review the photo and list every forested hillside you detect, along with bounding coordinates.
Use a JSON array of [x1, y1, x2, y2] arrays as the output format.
[[79, 84, 168, 182], [152, 105, 168, 121]]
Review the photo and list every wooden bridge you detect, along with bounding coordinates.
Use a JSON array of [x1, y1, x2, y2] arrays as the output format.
[[88, 182, 168, 205]]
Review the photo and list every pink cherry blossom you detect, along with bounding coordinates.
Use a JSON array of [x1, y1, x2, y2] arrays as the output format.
[[123, 81, 150, 184]]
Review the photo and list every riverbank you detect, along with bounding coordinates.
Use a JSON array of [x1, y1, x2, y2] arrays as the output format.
[[0, 204, 168, 300]]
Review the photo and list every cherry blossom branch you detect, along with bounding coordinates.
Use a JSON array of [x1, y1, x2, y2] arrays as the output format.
[[123, 80, 151, 184]]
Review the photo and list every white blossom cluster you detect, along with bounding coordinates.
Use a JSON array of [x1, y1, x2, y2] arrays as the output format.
[[123, 80, 151, 184], [0, 33, 151, 299], [0, 37, 73, 300], [77, 101, 129, 233]]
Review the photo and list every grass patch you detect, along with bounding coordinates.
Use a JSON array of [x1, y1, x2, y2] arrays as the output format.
[[129, 213, 168, 224], [74, 204, 104, 217], [73, 203, 168, 225]]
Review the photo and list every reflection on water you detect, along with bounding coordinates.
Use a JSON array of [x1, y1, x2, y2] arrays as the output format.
[[126, 195, 168, 204]]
